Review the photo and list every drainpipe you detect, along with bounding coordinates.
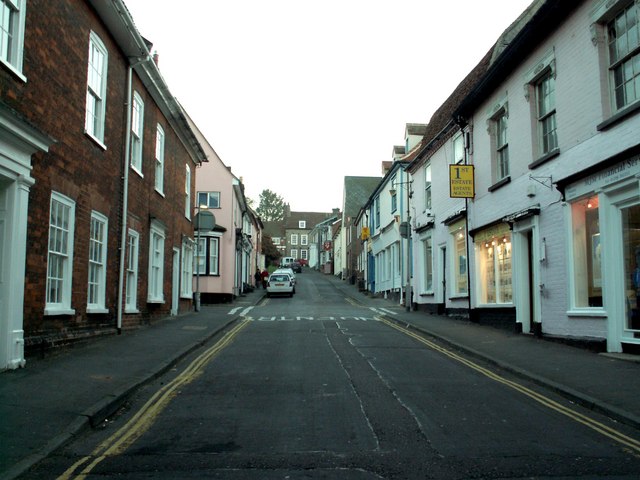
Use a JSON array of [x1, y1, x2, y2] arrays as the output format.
[[116, 64, 134, 334]]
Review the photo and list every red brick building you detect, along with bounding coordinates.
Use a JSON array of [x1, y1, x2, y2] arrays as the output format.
[[0, 0, 206, 369]]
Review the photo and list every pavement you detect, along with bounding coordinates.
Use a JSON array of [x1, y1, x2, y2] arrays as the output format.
[[2, 270, 640, 479]]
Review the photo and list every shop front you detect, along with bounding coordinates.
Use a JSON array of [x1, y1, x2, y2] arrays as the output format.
[[470, 222, 516, 330], [561, 153, 640, 352]]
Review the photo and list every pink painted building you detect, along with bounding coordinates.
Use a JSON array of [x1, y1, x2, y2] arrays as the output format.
[[187, 116, 262, 302]]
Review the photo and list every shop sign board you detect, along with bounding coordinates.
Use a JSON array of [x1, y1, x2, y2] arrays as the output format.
[[449, 164, 475, 198]]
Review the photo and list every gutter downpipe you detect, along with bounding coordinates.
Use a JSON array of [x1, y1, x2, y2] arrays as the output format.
[[116, 64, 135, 334], [455, 115, 473, 319]]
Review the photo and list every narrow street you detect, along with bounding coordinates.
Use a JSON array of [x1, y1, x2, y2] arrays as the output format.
[[19, 272, 640, 479]]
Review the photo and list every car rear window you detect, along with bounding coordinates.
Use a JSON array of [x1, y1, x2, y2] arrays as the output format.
[[270, 274, 289, 282]]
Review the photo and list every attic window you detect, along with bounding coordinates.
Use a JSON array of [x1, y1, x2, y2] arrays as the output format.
[[299, 220, 306, 228]]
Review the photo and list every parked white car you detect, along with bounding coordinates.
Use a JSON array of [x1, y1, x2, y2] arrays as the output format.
[[273, 268, 296, 285], [267, 273, 295, 298]]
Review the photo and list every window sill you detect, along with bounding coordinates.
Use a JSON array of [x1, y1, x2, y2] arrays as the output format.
[[147, 298, 164, 304], [84, 132, 107, 151], [419, 292, 434, 297], [448, 294, 469, 300], [155, 188, 165, 198], [475, 303, 514, 308], [566, 309, 607, 318], [529, 148, 560, 170], [124, 308, 140, 314], [131, 165, 144, 178], [44, 307, 76, 316], [488, 176, 511, 192], [86, 307, 109, 314], [597, 101, 640, 131], [1, 59, 27, 82], [180, 294, 193, 300]]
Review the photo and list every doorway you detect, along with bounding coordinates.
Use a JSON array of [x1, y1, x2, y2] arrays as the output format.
[[439, 245, 447, 312]]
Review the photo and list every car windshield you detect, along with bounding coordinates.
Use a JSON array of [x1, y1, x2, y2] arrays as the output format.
[[270, 275, 289, 282]]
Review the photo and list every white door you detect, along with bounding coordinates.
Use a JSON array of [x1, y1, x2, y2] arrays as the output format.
[[171, 248, 179, 315]]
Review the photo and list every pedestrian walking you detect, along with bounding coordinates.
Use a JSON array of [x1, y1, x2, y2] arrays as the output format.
[[261, 269, 269, 289], [255, 269, 262, 289]]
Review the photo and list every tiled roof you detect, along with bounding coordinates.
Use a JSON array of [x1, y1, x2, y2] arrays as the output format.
[[284, 211, 335, 229], [343, 176, 382, 219]]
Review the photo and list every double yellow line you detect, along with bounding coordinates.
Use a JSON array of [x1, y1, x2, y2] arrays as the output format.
[[380, 317, 640, 455], [58, 319, 251, 480]]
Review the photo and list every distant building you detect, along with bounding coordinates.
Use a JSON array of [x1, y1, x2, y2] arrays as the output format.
[[281, 205, 338, 265]]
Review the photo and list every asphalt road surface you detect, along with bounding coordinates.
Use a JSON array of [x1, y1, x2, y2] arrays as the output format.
[[21, 271, 640, 479]]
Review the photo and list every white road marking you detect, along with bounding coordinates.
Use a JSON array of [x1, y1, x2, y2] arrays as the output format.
[[228, 306, 255, 316]]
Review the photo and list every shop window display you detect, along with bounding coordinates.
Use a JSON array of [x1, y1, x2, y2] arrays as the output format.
[[570, 197, 602, 308], [623, 204, 640, 330], [477, 232, 512, 304]]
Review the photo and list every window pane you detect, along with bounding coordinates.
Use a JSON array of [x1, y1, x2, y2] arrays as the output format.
[[571, 197, 602, 308], [453, 229, 467, 295], [624, 204, 640, 330]]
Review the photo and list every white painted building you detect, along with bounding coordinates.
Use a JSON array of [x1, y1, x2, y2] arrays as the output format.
[[361, 162, 412, 304], [408, 0, 640, 352]]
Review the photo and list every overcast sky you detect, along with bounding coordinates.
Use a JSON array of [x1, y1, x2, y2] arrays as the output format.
[[124, 0, 533, 213]]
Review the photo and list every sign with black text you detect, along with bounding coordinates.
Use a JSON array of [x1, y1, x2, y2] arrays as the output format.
[[449, 164, 475, 198]]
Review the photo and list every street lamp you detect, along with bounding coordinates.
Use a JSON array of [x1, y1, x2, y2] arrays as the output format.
[[392, 176, 413, 311]]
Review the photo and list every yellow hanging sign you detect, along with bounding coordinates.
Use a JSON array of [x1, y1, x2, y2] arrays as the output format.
[[449, 164, 475, 198]]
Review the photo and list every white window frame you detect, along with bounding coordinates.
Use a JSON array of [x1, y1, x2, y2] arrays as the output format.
[[155, 124, 165, 195], [195, 237, 207, 275], [450, 222, 468, 297], [85, 31, 108, 146], [148, 220, 165, 303], [291, 248, 298, 259], [184, 164, 191, 219], [301, 234, 308, 246], [181, 239, 193, 298], [300, 249, 308, 260], [452, 134, 464, 164], [607, 1, 640, 112], [475, 230, 513, 305], [535, 72, 558, 156], [125, 229, 139, 313], [290, 233, 298, 245], [0, 0, 26, 78], [424, 163, 432, 211], [45, 192, 76, 315], [494, 110, 509, 181], [198, 191, 220, 209], [87, 211, 108, 312], [567, 195, 604, 311], [209, 237, 219, 275], [524, 50, 558, 161], [299, 220, 306, 228], [130, 91, 144, 175], [422, 235, 433, 293]]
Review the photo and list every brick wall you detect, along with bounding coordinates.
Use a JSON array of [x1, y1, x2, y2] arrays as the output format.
[[0, 0, 198, 352]]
